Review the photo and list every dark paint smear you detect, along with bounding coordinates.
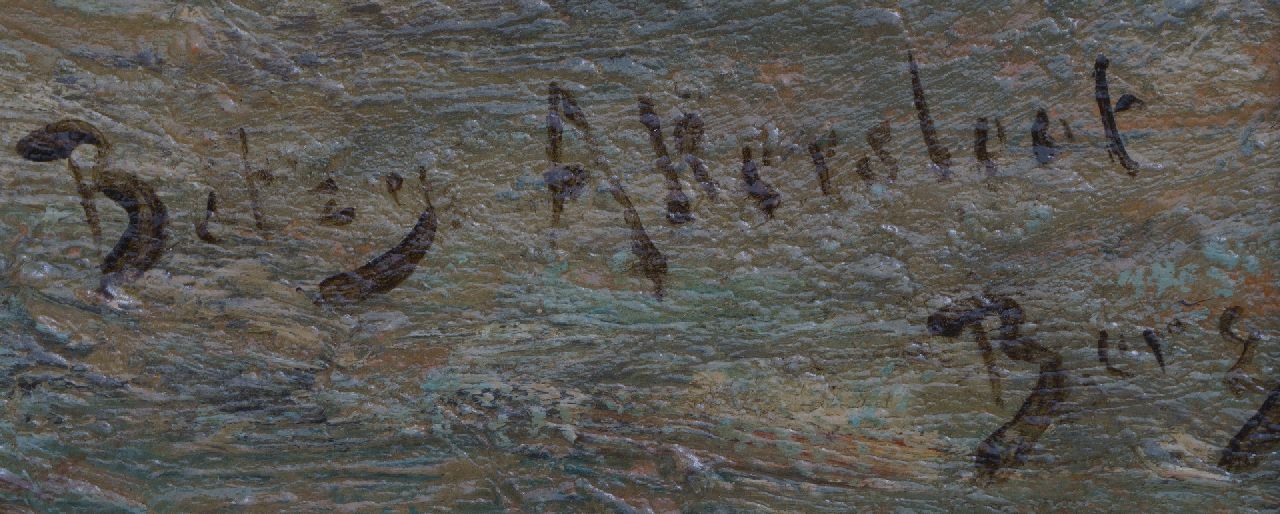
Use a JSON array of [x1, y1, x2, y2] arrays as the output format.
[[311, 177, 339, 194], [907, 51, 952, 178], [385, 172, 404, 207], [1094, 54, 1140, 174], [1218, 305, 1246, 344], [317, 186, 436, 305], [1096, 330, 1130, 377], [1059, 119, 1075, 142], [927, 304, 998, 403], [1114, 93, 1144, 112], [557, 84, 590, 133], [98, 168, 169, 295], [66, 159, 103, 247], [239, 128, 268, 232], [637, 96, 694, 225], [684, 154, 717, 200], [1219, 306, 1263, 395], [16, 120, 104, 246], [807, 142, 832, 195], [928, 296, 1067, 483], [741, 146, 781, 219], [1141, 328, 1166, 373], [327, 207, 356, 225], [1031, 109, 1057, 165], [196, 190, 221, 243], [816, 129, 839, 157], [1219, 383, 1280, 471], [672, 112, 690, 156], [15, 119, 103, 161], [16, 119, 168, 297], [318, 199, 356, 226], [546, 82, 564, 164], [971, 323, 1004, 407], [606, 177, 667, 300], [543, 83, 587, 225], [543, 164, 589, 225], [974, 117, 997, 176], [543, 83, 600, 225], [994, 117, 1007, 145], [865, 119, 898, 182], [674, 112, 719, 199], [855, 155, 875, 182]]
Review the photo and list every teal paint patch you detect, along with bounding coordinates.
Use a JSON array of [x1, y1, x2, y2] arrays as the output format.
[[587, 305, 617, 316], [880, 361, 896, 377], [776, 439, 803, 457], [1117, 268, 1144, 289], [34, 322, 70, 345], [1149, 261, 1195, 294], [848, 406, 883, 428], [1202, 239, 1239, 269], [1242, 254, 1260, 274], [894, 386, 910, 413], [848, 406, 872, 427], [542, 260, 569, 283], [1239, 126, 1257, 156], [39, 205, 74, 226], [1024, 204, 1053, 232], [513, 175, 545, 190], [608, 250, 634, 273], [1206, 267, 1234, 297], [1116, 255, 1263, 297], [1149, 261, 1177, 294], [601, 398, 622, 413]]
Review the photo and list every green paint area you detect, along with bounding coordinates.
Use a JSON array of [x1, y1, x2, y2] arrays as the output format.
[[1117, 261, 1197, 294], [1113, 256, 1265, 298], [1206, 267, 1235, 297], [1023, 204, 1053, 232], [847, 406, 884, 428], [1202, 239, 1239, 269]]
